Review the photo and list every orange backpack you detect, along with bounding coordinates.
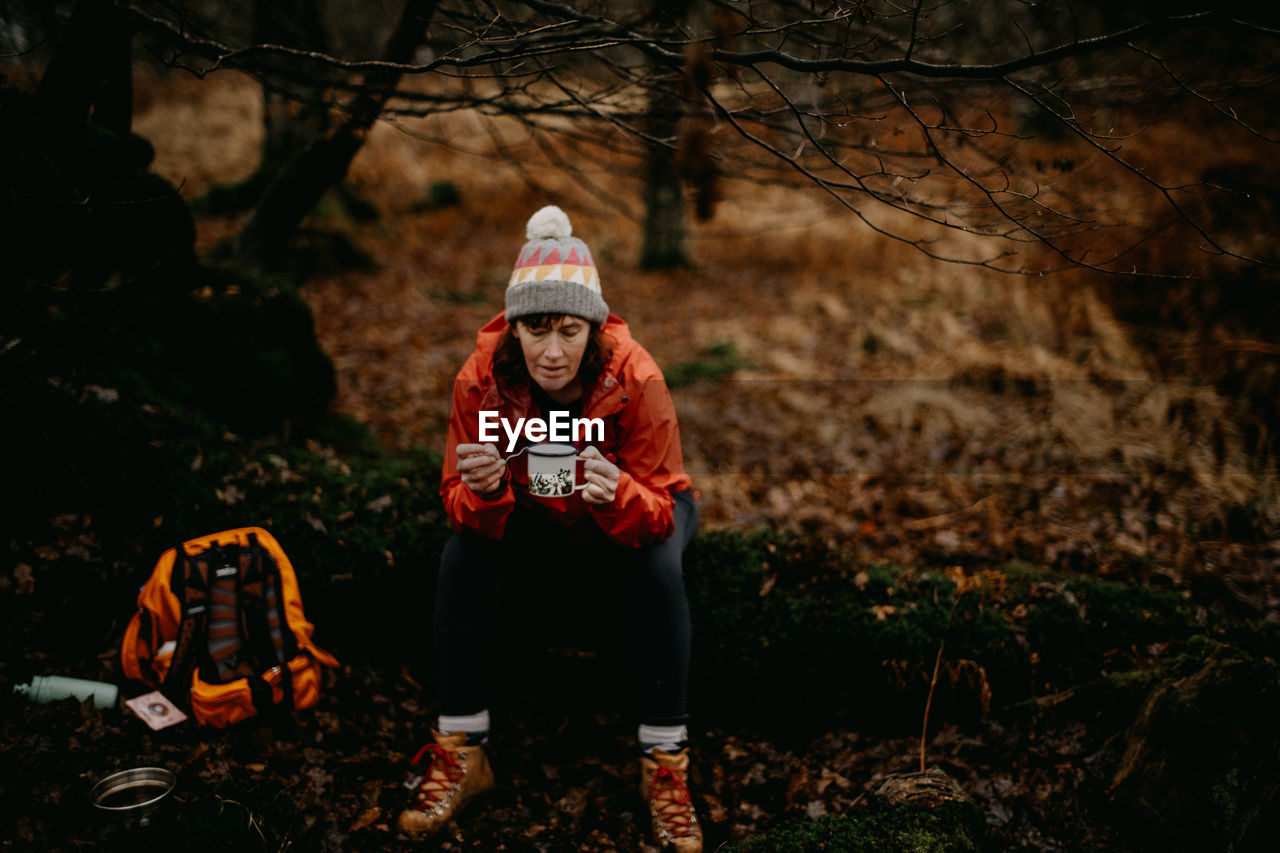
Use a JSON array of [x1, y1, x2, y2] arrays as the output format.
[[121, 527, 338, 727]]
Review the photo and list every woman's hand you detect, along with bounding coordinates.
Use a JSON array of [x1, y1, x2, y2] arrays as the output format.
[[456, 443, 506, 497], [579, 445, 620, 505]]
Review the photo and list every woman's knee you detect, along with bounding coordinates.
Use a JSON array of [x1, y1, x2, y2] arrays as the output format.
[[438, 531, 498, 594], [672, 489, 699, 551], [624, 541, 687, 602]]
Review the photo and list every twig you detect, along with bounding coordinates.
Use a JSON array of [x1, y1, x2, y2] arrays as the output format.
[[920, 589, 964, 773], [215, 796, 268, 845]]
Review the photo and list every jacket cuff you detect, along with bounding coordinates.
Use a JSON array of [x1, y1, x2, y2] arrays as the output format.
[[451, 480, 516, 539], [588, 470, 633, 518], [480, 476, 511, 502]]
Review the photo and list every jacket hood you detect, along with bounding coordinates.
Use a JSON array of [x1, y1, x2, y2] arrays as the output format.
[[443, 311, 692, 545]]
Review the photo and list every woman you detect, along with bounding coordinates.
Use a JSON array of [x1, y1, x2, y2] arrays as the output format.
[[398, 206, 702, 852]]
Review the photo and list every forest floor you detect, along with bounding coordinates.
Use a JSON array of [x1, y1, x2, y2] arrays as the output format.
[[137, 72, 1278, 591], [3, 652, 1127, 851], [3, 68, 1278, 851]]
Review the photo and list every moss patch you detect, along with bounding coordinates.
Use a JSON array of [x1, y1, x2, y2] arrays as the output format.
[[727, 801, 991, 853]]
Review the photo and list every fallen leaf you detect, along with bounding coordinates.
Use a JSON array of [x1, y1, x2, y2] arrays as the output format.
[[350, 806, 381, 832], [872, 604, 897, 620], [786, 767, 809, 804], [816, 767, 851, 795], [13, 564, 34, 594], [556, 787, 587, 818], [703, 793, 728, 822], [215, 485, 245, 505]]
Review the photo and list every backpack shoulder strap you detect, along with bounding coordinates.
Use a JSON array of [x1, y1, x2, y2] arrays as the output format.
[[161, 540, 212, 708], [239, 532, 295, 712]]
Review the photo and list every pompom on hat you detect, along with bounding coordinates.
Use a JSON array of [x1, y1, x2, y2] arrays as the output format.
[[505, 206, 609, 325]]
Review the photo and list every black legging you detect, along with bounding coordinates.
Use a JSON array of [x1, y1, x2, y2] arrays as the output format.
[[434, 489, 698, 727]]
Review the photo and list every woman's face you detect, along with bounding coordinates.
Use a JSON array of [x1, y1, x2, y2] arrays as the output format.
[[514, 315, 589, 400]]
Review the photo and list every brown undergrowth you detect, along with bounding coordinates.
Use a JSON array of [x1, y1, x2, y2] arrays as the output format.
[[133, 70, 1279, 604], [1, 64, 1275, 853]]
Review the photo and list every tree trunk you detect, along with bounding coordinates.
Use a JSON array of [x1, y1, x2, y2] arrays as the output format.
[[639, 79, 690, 270], [1106, 644, 1280, 852], [638, 0, 694, 271], [203, 0, 334, 214], [35, 0, 134, 133], [255, 0, 332, 172], [233, 0, 437, 271]]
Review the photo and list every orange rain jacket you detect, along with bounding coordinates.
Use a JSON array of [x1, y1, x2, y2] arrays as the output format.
[[442, 313, 693, 547]]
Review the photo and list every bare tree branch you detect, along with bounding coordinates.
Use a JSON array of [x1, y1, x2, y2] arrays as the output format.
[[117, 0, 1280, 276]]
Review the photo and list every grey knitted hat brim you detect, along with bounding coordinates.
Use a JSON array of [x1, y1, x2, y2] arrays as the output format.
[[505, 279, 609, 326]]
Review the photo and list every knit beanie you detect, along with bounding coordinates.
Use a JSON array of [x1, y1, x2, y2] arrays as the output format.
[[505, 206, 609, 325]]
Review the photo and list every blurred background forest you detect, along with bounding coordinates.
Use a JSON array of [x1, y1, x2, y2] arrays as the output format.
[[2, 1, 1278, 851]]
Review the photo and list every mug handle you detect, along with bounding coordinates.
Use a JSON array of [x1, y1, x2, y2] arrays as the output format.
[[572, 454, 591, 491]]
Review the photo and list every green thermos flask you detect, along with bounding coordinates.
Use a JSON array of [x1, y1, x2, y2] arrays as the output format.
[[13, 675, 119, 709]]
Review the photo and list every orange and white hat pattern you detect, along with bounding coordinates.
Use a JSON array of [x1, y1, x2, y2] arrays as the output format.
[[505, 206, 609, 325]]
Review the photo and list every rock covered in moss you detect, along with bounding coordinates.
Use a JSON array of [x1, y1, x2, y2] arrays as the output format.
[[1105, 640, 1280, 852]]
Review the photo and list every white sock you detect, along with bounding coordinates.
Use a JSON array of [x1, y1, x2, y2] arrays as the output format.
[[638, 723, 688, 754], [439, 709, 490, 742]]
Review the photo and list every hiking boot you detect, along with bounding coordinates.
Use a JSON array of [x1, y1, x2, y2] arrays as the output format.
[[640, 748, 703, 852], [397, 729, 494, 836]]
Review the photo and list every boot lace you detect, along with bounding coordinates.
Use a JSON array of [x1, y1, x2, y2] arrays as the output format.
[[407, 743, 466, 810], [649, 765, 697, 837]]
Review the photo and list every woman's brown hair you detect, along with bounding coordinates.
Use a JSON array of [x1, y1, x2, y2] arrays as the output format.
[[493, 314, 613, 391]]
